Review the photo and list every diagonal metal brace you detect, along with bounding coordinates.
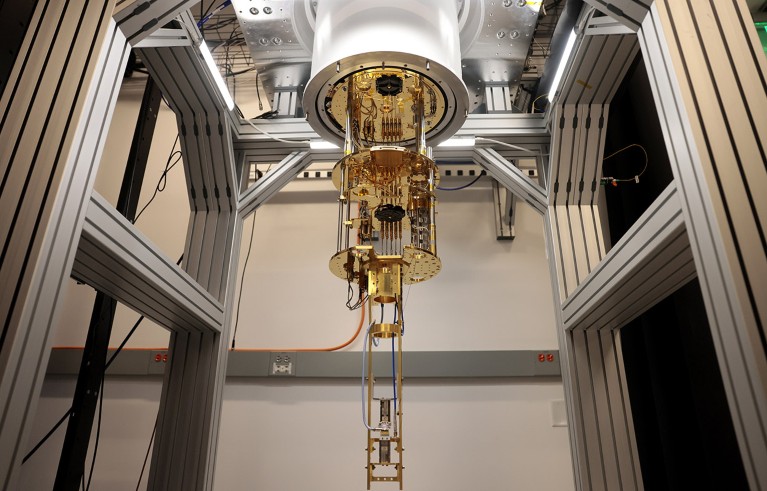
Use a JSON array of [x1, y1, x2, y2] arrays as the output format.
[[238, 151, 313, 218], [582, 0, 651, 32], [474, 147, 548, 215]]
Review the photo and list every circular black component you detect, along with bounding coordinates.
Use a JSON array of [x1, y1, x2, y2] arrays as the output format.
[[376, 75, 403, 96], [375, 204, 406, 222]]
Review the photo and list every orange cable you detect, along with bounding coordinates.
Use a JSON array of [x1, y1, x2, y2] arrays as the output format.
[[232, 302, 366, 352], [51, 304, 367, 353]]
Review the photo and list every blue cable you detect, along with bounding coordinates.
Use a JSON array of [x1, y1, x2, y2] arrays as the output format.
[[361, 321, 378, 430], [197, 0, 232, 27], [391, 336, 397, 423], [372, 303, 384, 347]]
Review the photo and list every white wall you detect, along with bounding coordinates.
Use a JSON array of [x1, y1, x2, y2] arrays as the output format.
[[215, 379, 572, 491], [233, 176, 559, 351], [20, 78, 574, 490], [20, 376, 163, 490]]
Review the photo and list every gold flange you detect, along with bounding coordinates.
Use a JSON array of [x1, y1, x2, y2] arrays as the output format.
[[331, 147, 440, 195], [370, 323, 401, 338], [402, 245, 441, 284]]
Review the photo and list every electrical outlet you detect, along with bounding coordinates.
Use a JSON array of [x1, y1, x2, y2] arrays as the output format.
[[269, 351, 296, 376]]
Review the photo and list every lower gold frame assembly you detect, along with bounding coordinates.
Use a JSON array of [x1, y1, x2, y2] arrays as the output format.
[[365, 300, 404, 490]]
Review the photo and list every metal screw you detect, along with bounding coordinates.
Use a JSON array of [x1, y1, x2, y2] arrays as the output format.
[[517, 0, 526, 6], [497, 30, 506, 39], [510, 30, 520, 39], [263, 6, 273, 14], [249, 7, 258, 14], [502, 0, 512, 6], [272, 37, 283, 45], [259, 38, 269, 46]]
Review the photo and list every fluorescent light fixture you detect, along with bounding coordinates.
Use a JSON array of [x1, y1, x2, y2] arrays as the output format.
[[437, 137, 476, 147], [309, 140, 340, 150], [548, 30, 578, 102], [199, 41, 235, 110]]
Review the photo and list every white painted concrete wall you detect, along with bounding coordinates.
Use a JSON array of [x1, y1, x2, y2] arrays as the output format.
[[19, 78, 574, 490]]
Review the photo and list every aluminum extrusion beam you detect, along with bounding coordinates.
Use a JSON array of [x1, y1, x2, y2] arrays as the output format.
[[134, 13, 245, 490], [138, 43, 238, 214], [232, 113, 549, 146], [562, 183, 695, 331], [233, 114, 550, 165], [114, 0, 197, 44], [492, 181, 516, 240], [133, 27, 193, 48], [567, 327, 642, 491], [74, 193, 224, 334], [544, 214, 644, 491], [55, 76, 163, 491], [639, 2, 767, 487], [0, 4, 123, 488], [582, 0, 651, 32], [557, 33, 638, 106], [238, 151, 313, 218], [548, 104, 609, 208], [148, 203, 243, 491], [547, 203, 608, 300], [540, 20, 646, 491], [453, 113, 550, 141], [584, 15, 634, 36], [474, 147, 547, 214]]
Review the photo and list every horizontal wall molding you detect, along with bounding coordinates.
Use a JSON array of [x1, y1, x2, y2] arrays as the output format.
[[46, 349, 562, 379]]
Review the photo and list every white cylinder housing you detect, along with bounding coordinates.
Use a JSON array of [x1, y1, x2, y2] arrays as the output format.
[[303, 0, 468, 146]]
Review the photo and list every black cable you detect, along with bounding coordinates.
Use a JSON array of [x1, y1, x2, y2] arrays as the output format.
[[222, 25, 240, 99], [253, 110, 278, 119], [231, 213, 256, 349], [225, 66, 256, 78], [22, 411, 69, 463], [135, 415, 157, 491], [436, 174, 483, 191], [105, 317, 144, 370], [202, 17, 237, 31], [21, 253, 184, 465], [133, 135, 182, 223], [84, 377, 104, 491]]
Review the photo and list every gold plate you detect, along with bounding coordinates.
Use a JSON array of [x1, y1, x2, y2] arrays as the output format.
[[401, 245, 441, 284], [331, 147, 439, 194], [326, 67, 447, 145], [328, 246, 372, 280]]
